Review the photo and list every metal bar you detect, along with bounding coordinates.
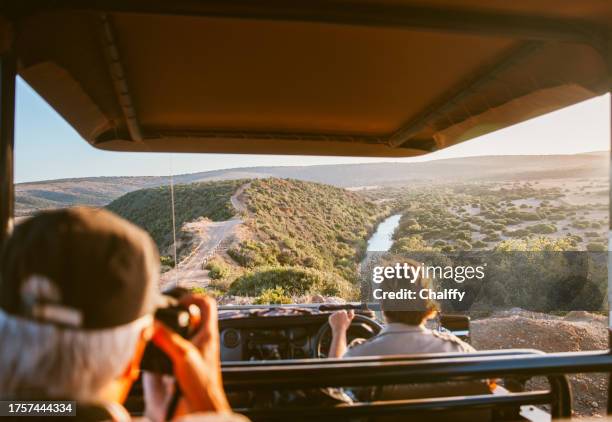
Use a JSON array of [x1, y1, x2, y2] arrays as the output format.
[[95, 129, 388, 146], [388, 41, 542, 148], [99, 13, 143, 143], [222, 351, 612, 391], [8, 0, 602, 45], [0, 42, 16, 249], [607, 31, 612, 416], [548, 374, 573, 419], [221, 349, 545, 368], [237, 391, 554, 420]]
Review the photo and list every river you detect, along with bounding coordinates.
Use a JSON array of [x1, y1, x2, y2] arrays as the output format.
[[366, 213, 402, 252]]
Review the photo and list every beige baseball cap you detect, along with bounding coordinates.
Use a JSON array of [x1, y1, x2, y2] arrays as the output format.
[[0, 207, 162, 329]]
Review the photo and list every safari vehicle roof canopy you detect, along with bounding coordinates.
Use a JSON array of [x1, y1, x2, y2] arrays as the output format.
[[3, 0, 612, 157]]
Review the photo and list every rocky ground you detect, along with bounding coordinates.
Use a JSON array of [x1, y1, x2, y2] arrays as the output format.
[[471, 309, 608, 418]]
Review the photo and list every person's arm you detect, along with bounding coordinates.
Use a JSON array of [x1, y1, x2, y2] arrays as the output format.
[[328, 310, 354, 358], [151, 295, 231, 415]]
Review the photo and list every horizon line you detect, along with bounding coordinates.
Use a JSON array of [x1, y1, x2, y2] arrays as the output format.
[[16, 149, 608, 185]]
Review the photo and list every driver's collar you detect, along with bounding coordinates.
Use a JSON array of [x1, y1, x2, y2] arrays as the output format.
[[381, 322, 426, 334]]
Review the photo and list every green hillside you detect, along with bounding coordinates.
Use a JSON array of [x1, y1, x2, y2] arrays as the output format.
[[107, 179, 245, 250], [229, 179, 384, 288], [106, 177, 384, 301]]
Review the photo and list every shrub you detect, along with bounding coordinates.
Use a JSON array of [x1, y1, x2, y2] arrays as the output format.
[[229, 266, 356, 299], [228, 240, 280, 267], [455, 231, 471, 241], [483, 233, 501, 242], [254, 286, 292, 304], [586, 242, 606, 252], [571, 221, 590, 229], [472, 240, 487, 249], [455, 239, 472, 250], [205, 258, 230, 279], [527, 223, 557, 234], [190, 287, 206, 295], [160, 255, 175, 268], [391, 236, 436, 252]]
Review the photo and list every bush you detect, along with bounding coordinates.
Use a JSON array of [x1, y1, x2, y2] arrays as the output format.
[[527, 223, 557, 234], [571, 221, 590, 229], [472, 240, 487, 249], [483, 233, 501, 242], [205, 258, 230, 279], [229, 266, 356, 299], [586, 242, 606, 252], [254, 286, 292, 304], [160, 255, 175, 268], [455, 239, 472, 250]]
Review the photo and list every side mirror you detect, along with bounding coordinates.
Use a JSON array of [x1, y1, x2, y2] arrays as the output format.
[[439, 314, 470, 342]]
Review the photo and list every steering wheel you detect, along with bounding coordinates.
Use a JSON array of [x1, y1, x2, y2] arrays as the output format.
[[313, 313, 383, 358]]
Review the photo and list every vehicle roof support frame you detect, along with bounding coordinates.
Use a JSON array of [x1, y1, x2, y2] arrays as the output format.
[[0, 31, 16, 250], [99, 13, 143, 143], [387, 41, 541, 148], [606, 30, 612, 416]]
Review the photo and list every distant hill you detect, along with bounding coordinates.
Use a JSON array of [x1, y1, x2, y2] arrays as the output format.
[[16, 152, 607, 216]]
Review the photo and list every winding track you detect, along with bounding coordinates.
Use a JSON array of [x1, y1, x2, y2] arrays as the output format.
[[160, 183, 250, 289]]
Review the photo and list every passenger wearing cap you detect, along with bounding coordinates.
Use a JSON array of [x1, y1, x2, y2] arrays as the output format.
[[0, 207, 247, 421]]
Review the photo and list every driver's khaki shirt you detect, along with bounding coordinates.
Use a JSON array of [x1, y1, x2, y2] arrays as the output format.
[[343, 323, 474, 358]]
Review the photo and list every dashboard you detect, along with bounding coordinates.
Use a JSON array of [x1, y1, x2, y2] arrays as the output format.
[[220, 322, 321, 361], [217, 306, 470, 362], [218, 307, 380, 361]]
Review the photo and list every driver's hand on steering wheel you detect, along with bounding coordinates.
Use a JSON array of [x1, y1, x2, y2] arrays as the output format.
[[329, 310, 355, 335]]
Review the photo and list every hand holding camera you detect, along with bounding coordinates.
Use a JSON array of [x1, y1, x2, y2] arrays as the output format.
[[143, 291, 230, 419]]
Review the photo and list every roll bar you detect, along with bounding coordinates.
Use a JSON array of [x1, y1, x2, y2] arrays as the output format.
[[0, 48, 15, 248], [222, 349, 575, 420], [222, 350, 612, 391]]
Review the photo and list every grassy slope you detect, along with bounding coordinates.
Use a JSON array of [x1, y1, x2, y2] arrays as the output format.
[[228, 179, 384, 297], [107, 179, 245, 250], [106, 177, 384, 300]]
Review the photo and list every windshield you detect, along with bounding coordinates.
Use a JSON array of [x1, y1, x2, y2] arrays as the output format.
[[15, 77, 610, 338]]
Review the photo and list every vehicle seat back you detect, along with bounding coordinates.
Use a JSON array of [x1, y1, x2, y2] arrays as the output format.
[[371, 380, 492, 422]]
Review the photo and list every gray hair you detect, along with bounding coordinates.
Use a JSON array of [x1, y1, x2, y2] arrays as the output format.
[[0, 309, 152, 401]]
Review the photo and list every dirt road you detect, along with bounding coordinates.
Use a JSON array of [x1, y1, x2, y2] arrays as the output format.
[[160, 183, 250, 289], [230, 181, 250, 213]]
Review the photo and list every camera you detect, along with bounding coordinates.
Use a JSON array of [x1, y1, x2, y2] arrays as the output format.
[[140, 287, 199, 374]]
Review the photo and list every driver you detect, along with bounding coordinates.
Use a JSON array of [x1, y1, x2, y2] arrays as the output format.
[[0, 207, 247, 421], [328, 259, 474, 358]]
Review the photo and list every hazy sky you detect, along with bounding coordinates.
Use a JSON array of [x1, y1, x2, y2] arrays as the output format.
[[15, 77, 610, 183]]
